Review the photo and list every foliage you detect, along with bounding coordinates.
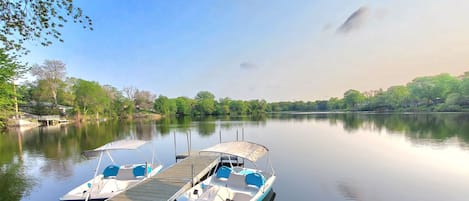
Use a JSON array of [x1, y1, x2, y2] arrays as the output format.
[[407, 73, 460, 105], [328, 97, 344, 110], [6, 67, 469, 127], [73, 79, 109, 118], [153, 95, 175, 116], [270, 72, 469, 112], [111, 96, 135, 118], [0, 164, 34, 201], [229, 100, 248, 115], [194, 91, 215, 115], [247, 100, 268, 115], [0, 49, 24, 128], [343, 89, 365, 109], [175, 96, 193, 115], [435, 104, 462, 112], [216, 97, 231, 115], [0, 0, 92, 54]]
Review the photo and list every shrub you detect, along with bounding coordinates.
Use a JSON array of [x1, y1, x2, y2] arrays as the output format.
[[435, 104, 462, 112]]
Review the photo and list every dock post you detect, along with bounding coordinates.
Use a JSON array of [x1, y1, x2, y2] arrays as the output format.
[[186, 131, 190, 156], [191, 163, 195, 187], [173, 132, 177, 163], [189, 130, 192, 153], [242, 128, 245, 141]]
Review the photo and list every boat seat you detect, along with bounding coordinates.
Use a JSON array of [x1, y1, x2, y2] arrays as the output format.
[[133, 165, 146, 178], [103, 164, 120, 178], [245, 173, 265, 188], [216, 166, 232, 180]]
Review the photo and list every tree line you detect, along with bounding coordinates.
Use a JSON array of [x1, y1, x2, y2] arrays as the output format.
[[1, 55, 469, 129], [5, 59, 270, 120], [153, 92, 268, 116], [270, 72, 469, 112]]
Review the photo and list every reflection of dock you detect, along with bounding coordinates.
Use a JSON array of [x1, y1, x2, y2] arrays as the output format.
[[22, 114, 69, 126], [108, 154, 219, 201], [12, 113, 69, 127]]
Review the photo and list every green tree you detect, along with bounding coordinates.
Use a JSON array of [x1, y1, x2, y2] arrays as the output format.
[[247, 99, 268, 114], [175, 96, 193, 115], [15, 82, 35, 104], [230, 100, 248, 115], [101, 85, 121, 117], [154, 95, 175, 115], [369, 91, 389, 110], [384, 85, 410, 109], [269, 102, 281, 112], [113, 97, 135, 118], [316, 100, 329, 111], [0, 0, 92, 54], [458, 75, 469, 106], [73, 79, 108, 119], [194, 91, 215, 115], [109, 90, 134, 118], [445, 93, 463, 105], [407, 73, 460, 105], [460, 74, 469, 97], [57, 77, 75, 106], [216, 97, 231, 115], [0, 49, 20, 127], [343, 89, 365, 109], [327, 97, 343, 110]]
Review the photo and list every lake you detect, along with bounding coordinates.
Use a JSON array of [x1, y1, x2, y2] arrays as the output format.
[[2, 113, 469, 201]]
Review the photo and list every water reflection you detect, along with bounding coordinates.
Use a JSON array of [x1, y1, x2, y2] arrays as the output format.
[[0, 130, 35, 201], [336, 180, 364, 201], [4, 113, 468, 172], [272, 113, 469, 146], [0, 163, 35, 201]]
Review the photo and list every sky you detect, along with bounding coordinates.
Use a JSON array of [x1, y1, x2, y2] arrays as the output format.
[[23, 0, 469, 101]]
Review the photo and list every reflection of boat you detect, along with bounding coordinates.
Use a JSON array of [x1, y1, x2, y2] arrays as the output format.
[[60, 140, 163, 201], [177, 141, 276, 201]]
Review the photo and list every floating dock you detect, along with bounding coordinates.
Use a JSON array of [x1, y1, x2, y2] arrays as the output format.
[[108, 154, 219, 201]]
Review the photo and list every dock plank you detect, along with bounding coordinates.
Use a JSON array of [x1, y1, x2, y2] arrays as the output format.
[[108, 154, 218, 201]]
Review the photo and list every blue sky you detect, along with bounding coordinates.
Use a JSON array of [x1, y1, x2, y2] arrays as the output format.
[[23, 0, 469, 101]]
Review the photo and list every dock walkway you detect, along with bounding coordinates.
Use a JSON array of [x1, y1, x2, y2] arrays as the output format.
[[108, 154, 219, 201]]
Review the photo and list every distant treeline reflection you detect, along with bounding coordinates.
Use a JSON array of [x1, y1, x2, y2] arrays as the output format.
[[3, 113, 468, 168], [271, 112, 469, 145]]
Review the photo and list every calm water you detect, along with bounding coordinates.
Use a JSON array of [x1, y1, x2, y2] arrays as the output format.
[[2, 113, 469, 201]]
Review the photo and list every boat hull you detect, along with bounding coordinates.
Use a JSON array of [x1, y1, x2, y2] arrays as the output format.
[[60, 164, 162, 201], [177, 168, 276, 201]]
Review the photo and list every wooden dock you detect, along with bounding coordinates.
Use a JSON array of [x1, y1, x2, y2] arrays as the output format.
[[108, 154, 219, 201]]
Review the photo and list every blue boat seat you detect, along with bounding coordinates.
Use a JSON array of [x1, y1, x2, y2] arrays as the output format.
[[216, 166, 232, 179], [245, 173, 265, 188], [133, 165, 146, 178], [147, 166, 152, 174], [103, 164, 120, 178]]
